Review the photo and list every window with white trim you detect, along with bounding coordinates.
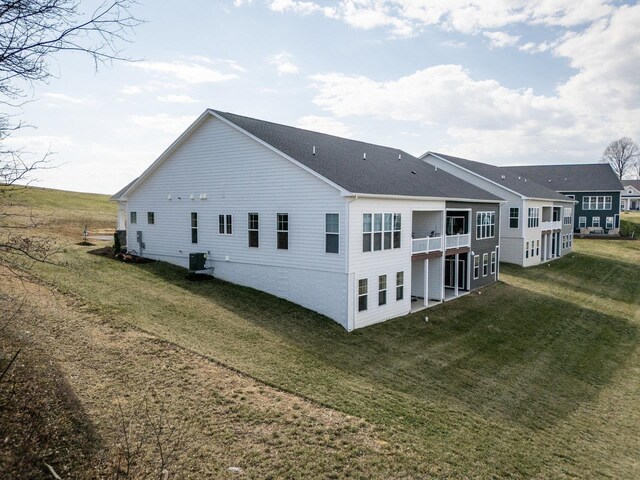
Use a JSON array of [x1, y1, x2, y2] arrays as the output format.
[[531, 241, 535, 257], [219, 214, 232, 235], [483, 253, 489, 276], [191, 212, 198, 244], [393, 213, 402, 248], [363, 214, 372, 252], [358, 279, 368, 312], [147, 212, 155, 224], [325, 213, 339, 254], [536, 240, 540, 256], [476, 211, 495, 239], [579, 216, 587, 228], [605, 216, 614, 229], [525, 241, 529, 258], [130, 211, 137, 224], [563, 208, 572, 225], [473, 255, 480, 279], [582, 196, 612, 210], [373, 213, 383, 251], [277, 213, 288, 250], [248, 213, 259, 248], [592, 216, 600, 228], [509, 208, 519, 228], [363, 213, 401, 252], [527, 208, 540, 228], [378, 275, 387, 306], [490, 251, 496, 274], [396, 271, 404, 301]]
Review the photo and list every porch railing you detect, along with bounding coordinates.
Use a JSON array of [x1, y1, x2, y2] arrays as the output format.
[[445, 233, 471, 249], [412, 235, 443, 254], [541, 220, 562, 230]]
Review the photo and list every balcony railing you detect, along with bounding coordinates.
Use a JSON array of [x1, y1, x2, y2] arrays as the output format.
[[412, 236, 443, 254], [445, 233, 471, 249], [541, 220, 562, 230]]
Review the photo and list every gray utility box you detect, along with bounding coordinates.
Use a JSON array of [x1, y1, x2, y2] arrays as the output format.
[[189, 253, 207, 272]]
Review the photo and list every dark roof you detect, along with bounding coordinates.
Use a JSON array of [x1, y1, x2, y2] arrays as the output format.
[[211, 110, 500, 202], [502, 163, 624, 192], [428, 152, 571, 201], [622, 179, 640, 191], [111, 177, 138, 200]]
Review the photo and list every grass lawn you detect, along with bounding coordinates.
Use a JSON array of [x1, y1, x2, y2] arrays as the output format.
[[4, 187, 640, 478]]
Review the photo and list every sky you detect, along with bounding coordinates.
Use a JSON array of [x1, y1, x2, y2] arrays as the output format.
[[7, 0, 640, 194]]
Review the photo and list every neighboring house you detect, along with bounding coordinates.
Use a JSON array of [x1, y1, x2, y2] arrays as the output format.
[[422, 152, 575, 267], [112, 109, 502, 331], [502, 164, 624, 234], [621, 180, 640, 211]]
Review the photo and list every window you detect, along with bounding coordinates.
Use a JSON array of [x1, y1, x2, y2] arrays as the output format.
[[527, 208, 540, 228], [490, 251, 496, 274], [563, 207, 572, 225], [325, 213, 339, 254], [218, 214, 232, 235], [358, 279, 368, 312], [363, 214, 372, 252], [248, 213, 259, 248], [383, 214, 393, 250], [476, 211, 495, 239], [277, 213, 288, 250], [396, 271, 404, 301], [147, 212, 154, 224], [130, 211, 137, 224], [191, 212, 198, 244], [378, 275, 387, 306], [562, 235, 566, 249], [579, 216, 587, 228], [582, 196, 612, 210], [536, 240, 540, 256], [483, 253, 488, 276], [373, 214, 382, 251], [569, 234, 573, 248], [393, 213, 402, 248], [606, 216, 614, 229], [592, 216, 600, 228], [473, 255, 480, 279], [531, 241, 535, 257], [525, 241, 529, 258], [509, 208, 519, 228]]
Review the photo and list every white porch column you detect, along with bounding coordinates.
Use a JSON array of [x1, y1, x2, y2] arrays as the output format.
[[424, 259, 429, 307], [547, 233, 552, 260], [454, 253, 459, 297]]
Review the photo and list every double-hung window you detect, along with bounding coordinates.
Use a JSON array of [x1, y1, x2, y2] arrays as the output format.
[[378, 275, 387, 306], [130, 211, 137, 224], [191, 212, 198, 244], [358, 279, 368, 312], [277, 213, 289, 250], [592, 216, 600, 228], [383, 214, 393, 250], [373, 214, 383, 251], [525, 241, 529, 258], [396, 272, 404, 301], [473, 255, 480, 279], [483, 253, 489, 276], [605, 216, 614, 229], [509, 208, 519, 228], [536, 240, 540, 256], [219, 214, 232, 235], [393, 213, 402, 248], [527, 208, 540, 228], [363, 214, 372, 252], [563, 208, 572, 225], [531, 242, 535, 257], [325, 213, 339, 254], [248, 213, 259, 248], [147, 212, 155, 224], [579, 216, 587, 228], [476, 212, 495, 239], [490, 251, 496, 274]]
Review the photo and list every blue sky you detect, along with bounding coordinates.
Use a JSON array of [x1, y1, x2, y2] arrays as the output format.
[[9, 0, 640, 193]]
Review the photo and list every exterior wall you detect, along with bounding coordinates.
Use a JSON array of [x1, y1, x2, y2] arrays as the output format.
[[562, 191, 621, 232], [124, 115, 350, 328], [447, 201, 500, 289], [347, 196, 446, 330]]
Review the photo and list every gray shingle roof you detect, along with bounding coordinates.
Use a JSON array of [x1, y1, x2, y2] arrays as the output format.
[[503, 164, 624, 192], [622, 179, 640, 191], [212, 110, 501, 202], [111, 177, 138, 201], [428, 152, 571, 201]]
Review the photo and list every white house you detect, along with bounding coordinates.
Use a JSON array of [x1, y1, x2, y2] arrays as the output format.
[[621, 180, 640, 211], [112, 109, 502, 330], [422, 153, 575, 267]]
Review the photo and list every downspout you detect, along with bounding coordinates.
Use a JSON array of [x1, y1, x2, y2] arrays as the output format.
[[346, 195, 357, 332]]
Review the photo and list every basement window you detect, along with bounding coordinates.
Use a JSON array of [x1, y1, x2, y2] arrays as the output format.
[[396, 271, 404, 301], [491, 251, 496, 274], [191, 212, 198, 244], [277, 213, 288, 250], [248, 213, 259, 248], [473, 255, 480, 279], [378, 275, 387, 306], [358, 278, 368, 312]]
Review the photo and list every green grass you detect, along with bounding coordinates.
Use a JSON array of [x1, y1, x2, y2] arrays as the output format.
[[621, 211, 640, 237], [9, 187, 640, 478]]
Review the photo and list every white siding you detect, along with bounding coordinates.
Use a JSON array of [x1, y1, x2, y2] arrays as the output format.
[[347, 196, 445, 329], [428, 257, 443, 300], [125, 115, 349, 327]]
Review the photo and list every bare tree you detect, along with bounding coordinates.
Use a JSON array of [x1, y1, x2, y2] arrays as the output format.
[[601, 137, 639, 180]]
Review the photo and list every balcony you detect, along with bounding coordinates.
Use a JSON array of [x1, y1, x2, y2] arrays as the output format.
[[541, 220, 562, 231], [445, 233, 471, 249], [412, 235, 443, 254]]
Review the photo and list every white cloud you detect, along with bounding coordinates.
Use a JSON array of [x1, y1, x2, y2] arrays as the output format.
[[157, 94, 199, 104], [131, 60, 239, 83], [296, 115, 353, 137], [3, 134, 75, 152], [268, 52, 300, 75], [483, 31, 520, 48], [42, 93, 93, 105], [186, 55, 247, 73], [440, 39, 467, 48], [128, 114, 195, 135]]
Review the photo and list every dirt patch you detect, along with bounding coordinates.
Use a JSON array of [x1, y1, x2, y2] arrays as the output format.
[[0, 278, 394, 478]]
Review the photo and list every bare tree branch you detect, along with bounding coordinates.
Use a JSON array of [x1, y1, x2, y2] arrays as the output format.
[[602, 137, 640, 180]]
